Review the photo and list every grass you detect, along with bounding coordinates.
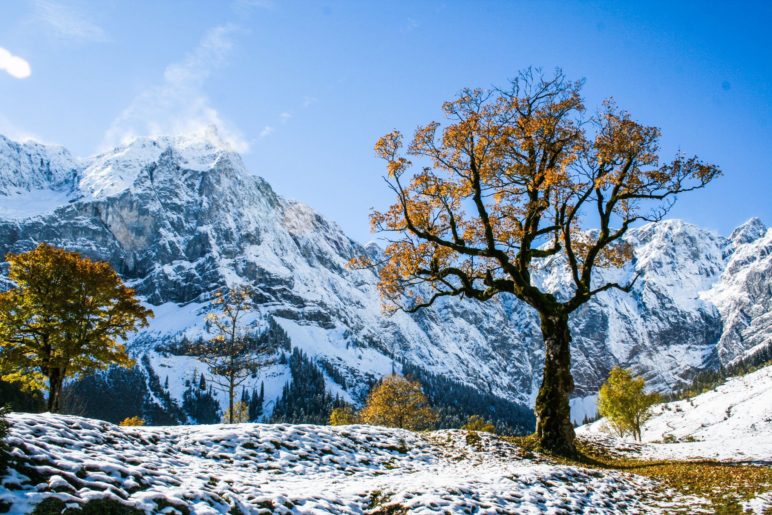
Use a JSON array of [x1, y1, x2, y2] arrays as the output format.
[[506, 434, 772, 513]]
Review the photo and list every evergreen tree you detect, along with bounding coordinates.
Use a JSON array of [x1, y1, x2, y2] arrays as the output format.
[[271, 349, 338, 424], [60, 366, 146, 424], [182, 371, 220, 424], [401, 362, 535, 435]]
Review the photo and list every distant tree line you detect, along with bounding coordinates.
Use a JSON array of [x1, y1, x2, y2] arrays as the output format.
[[270, 348, 346, 424], [666, 343, 772, 402], [401, 362, 535, 435]]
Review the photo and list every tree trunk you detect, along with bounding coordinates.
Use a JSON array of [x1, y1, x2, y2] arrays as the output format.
[[47, 368, 64, 413], [534, 313, 576, 456], [228, 373, 235, 424]]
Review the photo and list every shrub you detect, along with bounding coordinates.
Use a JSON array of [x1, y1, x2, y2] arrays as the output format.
[[359, 374, 438, 430], [119, 416, 145, 427], [461, 415, 496, 433], [329, 405, 359, 425], [221, 401, 250, 424]]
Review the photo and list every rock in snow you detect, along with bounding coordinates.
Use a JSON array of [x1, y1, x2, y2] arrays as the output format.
[[0, 132, 769, 418]]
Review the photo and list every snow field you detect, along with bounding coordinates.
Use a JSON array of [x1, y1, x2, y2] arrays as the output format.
[[2, 413, 698, 514]]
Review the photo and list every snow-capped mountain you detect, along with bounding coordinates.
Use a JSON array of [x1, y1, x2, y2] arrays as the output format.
[[0, 133, 768, 419]]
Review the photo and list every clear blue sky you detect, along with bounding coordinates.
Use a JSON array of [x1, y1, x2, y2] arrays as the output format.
[[1, 0, 770, 242]]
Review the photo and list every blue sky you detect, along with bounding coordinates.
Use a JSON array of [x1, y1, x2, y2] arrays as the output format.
[[0, 0, 770, 242]]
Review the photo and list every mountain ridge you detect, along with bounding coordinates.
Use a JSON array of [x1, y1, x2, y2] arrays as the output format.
[[0, 133, 769, 423]]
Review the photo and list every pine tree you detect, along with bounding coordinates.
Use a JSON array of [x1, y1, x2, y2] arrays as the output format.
[[360, 374, 438, 430], [182, 371, 220, 424], [271, 349, 337, 424]]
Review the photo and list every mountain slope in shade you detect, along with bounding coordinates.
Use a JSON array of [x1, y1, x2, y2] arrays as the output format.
[[0, 133, 768, 420]]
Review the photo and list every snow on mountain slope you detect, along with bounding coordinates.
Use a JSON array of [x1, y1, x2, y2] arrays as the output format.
[[0, 135, 80, 219], [1, 413, 707, 514], [577, 365, 772, 462], [0, 133, 769, 421], [701, 218, 772, 364]]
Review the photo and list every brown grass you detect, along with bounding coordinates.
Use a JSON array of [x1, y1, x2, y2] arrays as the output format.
[[506, 435, 772, 513]]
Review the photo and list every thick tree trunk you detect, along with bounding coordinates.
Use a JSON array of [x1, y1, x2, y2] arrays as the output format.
[[534, 313, 576, 456], [47, 368, 64, 413]]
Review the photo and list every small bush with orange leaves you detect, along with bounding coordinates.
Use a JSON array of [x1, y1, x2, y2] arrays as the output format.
[[119, 416, 145, 427]]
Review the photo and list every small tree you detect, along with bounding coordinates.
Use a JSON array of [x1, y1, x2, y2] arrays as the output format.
[[597, 367, 660, 441], [0, 244, 152, 412], [360, 374, 438, 430], [329, 405, 359, 425], [462, 415, 496, 433], [119, 416, 145, 427], [194, 287, 274, 424], [222, 400, 250, 424]]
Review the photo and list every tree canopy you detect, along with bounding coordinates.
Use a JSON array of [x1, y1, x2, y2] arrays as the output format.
[[598, 367, 660, 441], [363, 68, 720, 314], [0, 243, 152, 412]]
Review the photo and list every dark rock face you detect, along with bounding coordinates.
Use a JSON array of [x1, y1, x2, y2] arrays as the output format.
[[0, 134, 768, 416]]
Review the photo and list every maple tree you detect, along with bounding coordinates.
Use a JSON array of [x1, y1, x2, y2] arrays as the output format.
[[0, 243, 152, 412], [598, 367, 660, 441], [361, 68, 720, 455], [359, 374, 437, 430]]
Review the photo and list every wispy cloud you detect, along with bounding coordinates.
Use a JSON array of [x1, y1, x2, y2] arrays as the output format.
[[0, 115, 41, 142], [102, 24, 249, 153], [31, 0, 107, 42], [0, 47, 31, 79]]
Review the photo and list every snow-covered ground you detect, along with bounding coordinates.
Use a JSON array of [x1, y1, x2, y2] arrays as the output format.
[[577, 365, 772, 462], [2, 413, 707, 514]]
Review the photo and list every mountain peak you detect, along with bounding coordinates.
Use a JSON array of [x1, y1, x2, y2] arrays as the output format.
[[729, 217, 767, 246], [80, 131, 243, 199]]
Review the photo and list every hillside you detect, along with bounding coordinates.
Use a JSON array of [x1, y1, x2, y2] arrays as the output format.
[[0, 413, 723, 514], [0, 132, 770, 425], [577, 364, 772, 462]]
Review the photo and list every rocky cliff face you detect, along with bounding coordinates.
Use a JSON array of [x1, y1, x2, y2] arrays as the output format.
[[0, 133, 768, 418]]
